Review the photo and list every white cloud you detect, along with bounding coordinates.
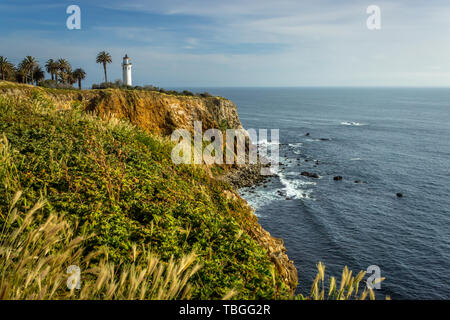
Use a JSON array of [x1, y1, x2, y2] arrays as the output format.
[[4, 0, 450, 86]]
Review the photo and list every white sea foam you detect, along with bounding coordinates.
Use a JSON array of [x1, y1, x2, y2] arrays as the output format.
[[341, 121, 367, 126], [239, 154, 315, 212], [238, 188, 279, 215], [278, 171, 315, 200], [288, 142, 303, 148], [305, 138, 322, 142], [258, 139, 280, 146], [350, 158, 362, 161], [240, 176, 314, 213], [288, 142, 302, 155]]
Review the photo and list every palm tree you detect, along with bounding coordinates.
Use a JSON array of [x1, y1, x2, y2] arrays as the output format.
[[33, 66, 45, 85], [96, 51, 112, 83], [73, 68, 86, 89], [56, 59, 71, 84], [0, 56, 7, 80], [67, 70, 76, 86], [0, 56, 15, 81], [5, 63, 16, 81], [18, 61, 30, 83], [45, 59, 59, 81], [16, 63, 27, 83], [22, 56, 38, 84]]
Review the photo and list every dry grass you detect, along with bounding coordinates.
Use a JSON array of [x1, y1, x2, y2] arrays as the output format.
[[0, 189, 202, 300], [296, 261, 388, 300]]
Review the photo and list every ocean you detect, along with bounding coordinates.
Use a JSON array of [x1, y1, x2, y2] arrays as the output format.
[[185, 87, 450, 299]]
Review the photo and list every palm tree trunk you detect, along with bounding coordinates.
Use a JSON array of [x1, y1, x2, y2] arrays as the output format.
[[103, 63, 108, 83], [78, 79, 82, 90]]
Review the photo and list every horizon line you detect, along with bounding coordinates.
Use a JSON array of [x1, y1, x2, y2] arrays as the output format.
[[165, 85, 450, 89]]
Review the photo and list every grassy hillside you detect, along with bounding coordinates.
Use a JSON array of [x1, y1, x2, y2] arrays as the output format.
[[0, 90, 292, 299]]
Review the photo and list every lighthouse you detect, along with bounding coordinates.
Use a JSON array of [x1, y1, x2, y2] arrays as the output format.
[[122, 54, 132, 86]]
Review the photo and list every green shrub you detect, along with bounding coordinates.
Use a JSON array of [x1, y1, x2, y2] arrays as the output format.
[[181, 90, 194, 96], [198, 92, 213, 98], [39, 80, 74, 89], [92, 81, 133, 90]]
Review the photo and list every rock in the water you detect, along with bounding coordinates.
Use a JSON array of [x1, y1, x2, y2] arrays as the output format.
[[301, 171, 319, 179], [305, 132, 310, 136], [333, 176, 343, 181], [354, 180, 361, 183], [396, 193, 404, 198]]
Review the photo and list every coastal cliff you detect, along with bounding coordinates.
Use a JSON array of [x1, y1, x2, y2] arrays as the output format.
[[0, 81, 297, 297], [0, 82, 242, 135]]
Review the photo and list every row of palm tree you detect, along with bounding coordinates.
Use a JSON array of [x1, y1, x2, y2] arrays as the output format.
[[0, 56, 43, 85], [44, 58, 86, 89], [1, 51, 114, 89], [17, 56, 38, 84], [0, 56, 86, 89]]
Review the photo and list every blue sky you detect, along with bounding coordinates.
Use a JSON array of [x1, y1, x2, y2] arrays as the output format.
[[2, 0, 450, 87]]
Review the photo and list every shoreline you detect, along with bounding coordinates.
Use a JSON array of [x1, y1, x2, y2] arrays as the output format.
[[221, 162, 271, 189]]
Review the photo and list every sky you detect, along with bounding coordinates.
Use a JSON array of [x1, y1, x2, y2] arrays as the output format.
[[2, 0, 450, 87]]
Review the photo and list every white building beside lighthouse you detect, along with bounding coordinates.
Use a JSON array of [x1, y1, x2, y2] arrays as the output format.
[[122, 54, 132, 86]]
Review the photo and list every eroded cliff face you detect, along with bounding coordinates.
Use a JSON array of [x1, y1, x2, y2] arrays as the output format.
[[0, 83, 242, 135], [0, 81, 298, 293]]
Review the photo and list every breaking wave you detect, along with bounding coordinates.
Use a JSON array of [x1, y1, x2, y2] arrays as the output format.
[[341, 121, 367, 126]]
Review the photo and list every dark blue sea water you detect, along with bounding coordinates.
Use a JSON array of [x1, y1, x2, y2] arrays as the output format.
[[185, 87, 450, 299]]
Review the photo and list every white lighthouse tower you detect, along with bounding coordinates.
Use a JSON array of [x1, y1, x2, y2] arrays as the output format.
[[122, 54, 132, 86]]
